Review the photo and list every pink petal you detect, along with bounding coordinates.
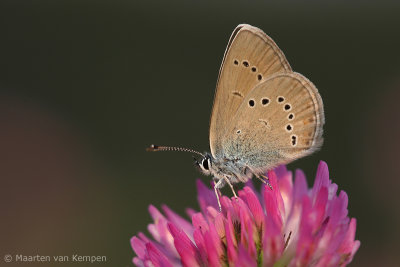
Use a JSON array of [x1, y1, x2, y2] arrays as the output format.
[[337, 218, 360, 264], [206, 206, 219, 221], [312, 161, 330, 200], [136, 232, 177, 262], [239, 186, 264, 228], [277, 168, 294, 218], [147, 206, 177, 256], [133, 257, 145, 267], [328, 183, 338, 200], [168, 223, 200, 267], [138, 232, 151, 243], [221, 195, 234, 215], [263, 215, 284, 265], [214, 213, 226, 239], [163, 204, 194, 238], [244, 179, 263, 205], [193, 229, 208, 264], [149, 204, 166, 222], [131, 236, 146, 260], [185, 208, 197, 219], [192, 212, 209, 233], [293, 169, 308, 203], [274, 164, 289, 179], [314, 253, 337, 267], [234, 245, 257, 267], [313, 187, 328, 234], [263, 178, 283, 229], [267, 170, 286, 219], [146, 242, 174, 267], [284, 170, 308, 237], [225, 211, 238, 264], [196, 179, 218, 213], [239, 204, 252, 245], [246, 215, 258, 258], [295, 196, 315, 266], [230, 196, 248, 224], [204, 223, 224, 267], [326, 191, 349, 233], [147, 205, 168, 243], [203, 235, 221, 266]]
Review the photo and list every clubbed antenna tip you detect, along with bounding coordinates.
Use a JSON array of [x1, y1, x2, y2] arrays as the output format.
[[146, 144, 159, 152]]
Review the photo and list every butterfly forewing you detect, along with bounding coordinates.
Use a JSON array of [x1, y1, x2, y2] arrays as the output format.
[[220, 72, 324, 171], [209, 24, 292, 158]]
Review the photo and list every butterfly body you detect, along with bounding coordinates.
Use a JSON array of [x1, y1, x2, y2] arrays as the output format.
[[196, 153, 253, 186], [148, 24, 324, 210]]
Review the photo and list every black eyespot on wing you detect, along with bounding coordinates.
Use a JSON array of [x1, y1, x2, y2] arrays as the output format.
[[291, 135, 297, 146], [262, 98, 269, 105]]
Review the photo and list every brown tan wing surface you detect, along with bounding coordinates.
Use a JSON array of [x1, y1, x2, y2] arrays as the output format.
[[220, 72, 324, 171], [209, 24, 292, 157]]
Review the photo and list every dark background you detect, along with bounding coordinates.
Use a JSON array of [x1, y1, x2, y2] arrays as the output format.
[[1, 1, 399, 266]]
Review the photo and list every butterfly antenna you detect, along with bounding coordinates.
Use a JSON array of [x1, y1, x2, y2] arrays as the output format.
[[146, 144, 204, 157]]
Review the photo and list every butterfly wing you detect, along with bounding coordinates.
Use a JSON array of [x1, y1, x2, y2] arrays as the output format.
[[220, 72, 324, 172], [209, 24, 292, 158]]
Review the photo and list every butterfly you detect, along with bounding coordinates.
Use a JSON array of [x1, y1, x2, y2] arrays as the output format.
[[147, 24, 325, 210]]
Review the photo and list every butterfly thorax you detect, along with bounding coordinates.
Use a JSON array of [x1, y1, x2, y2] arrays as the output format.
[[197, 153, 252, 187]]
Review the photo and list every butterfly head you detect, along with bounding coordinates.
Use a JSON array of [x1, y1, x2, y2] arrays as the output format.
[[147, 144, 214, 175], [194, 153, 213, 176]]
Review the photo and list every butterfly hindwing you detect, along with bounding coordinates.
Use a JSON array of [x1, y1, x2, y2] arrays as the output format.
[[220, 72, 325, 171]]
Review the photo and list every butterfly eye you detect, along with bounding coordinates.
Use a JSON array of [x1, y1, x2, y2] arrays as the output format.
[[202, 158, 209, 170]]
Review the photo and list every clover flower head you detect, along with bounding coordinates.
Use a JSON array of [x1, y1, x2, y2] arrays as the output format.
[[131, 161, 360, 266]]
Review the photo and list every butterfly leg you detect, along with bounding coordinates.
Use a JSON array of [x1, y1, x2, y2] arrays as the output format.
[[214, 179, 223, 211], [260, 174, 273, 190], [246, 166, 273, 189], [254, 174, 267, 184], [223, 176, 238, 200]]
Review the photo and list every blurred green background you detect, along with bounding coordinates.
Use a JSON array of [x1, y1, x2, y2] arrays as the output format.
[[1, 1, 399, 266]]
